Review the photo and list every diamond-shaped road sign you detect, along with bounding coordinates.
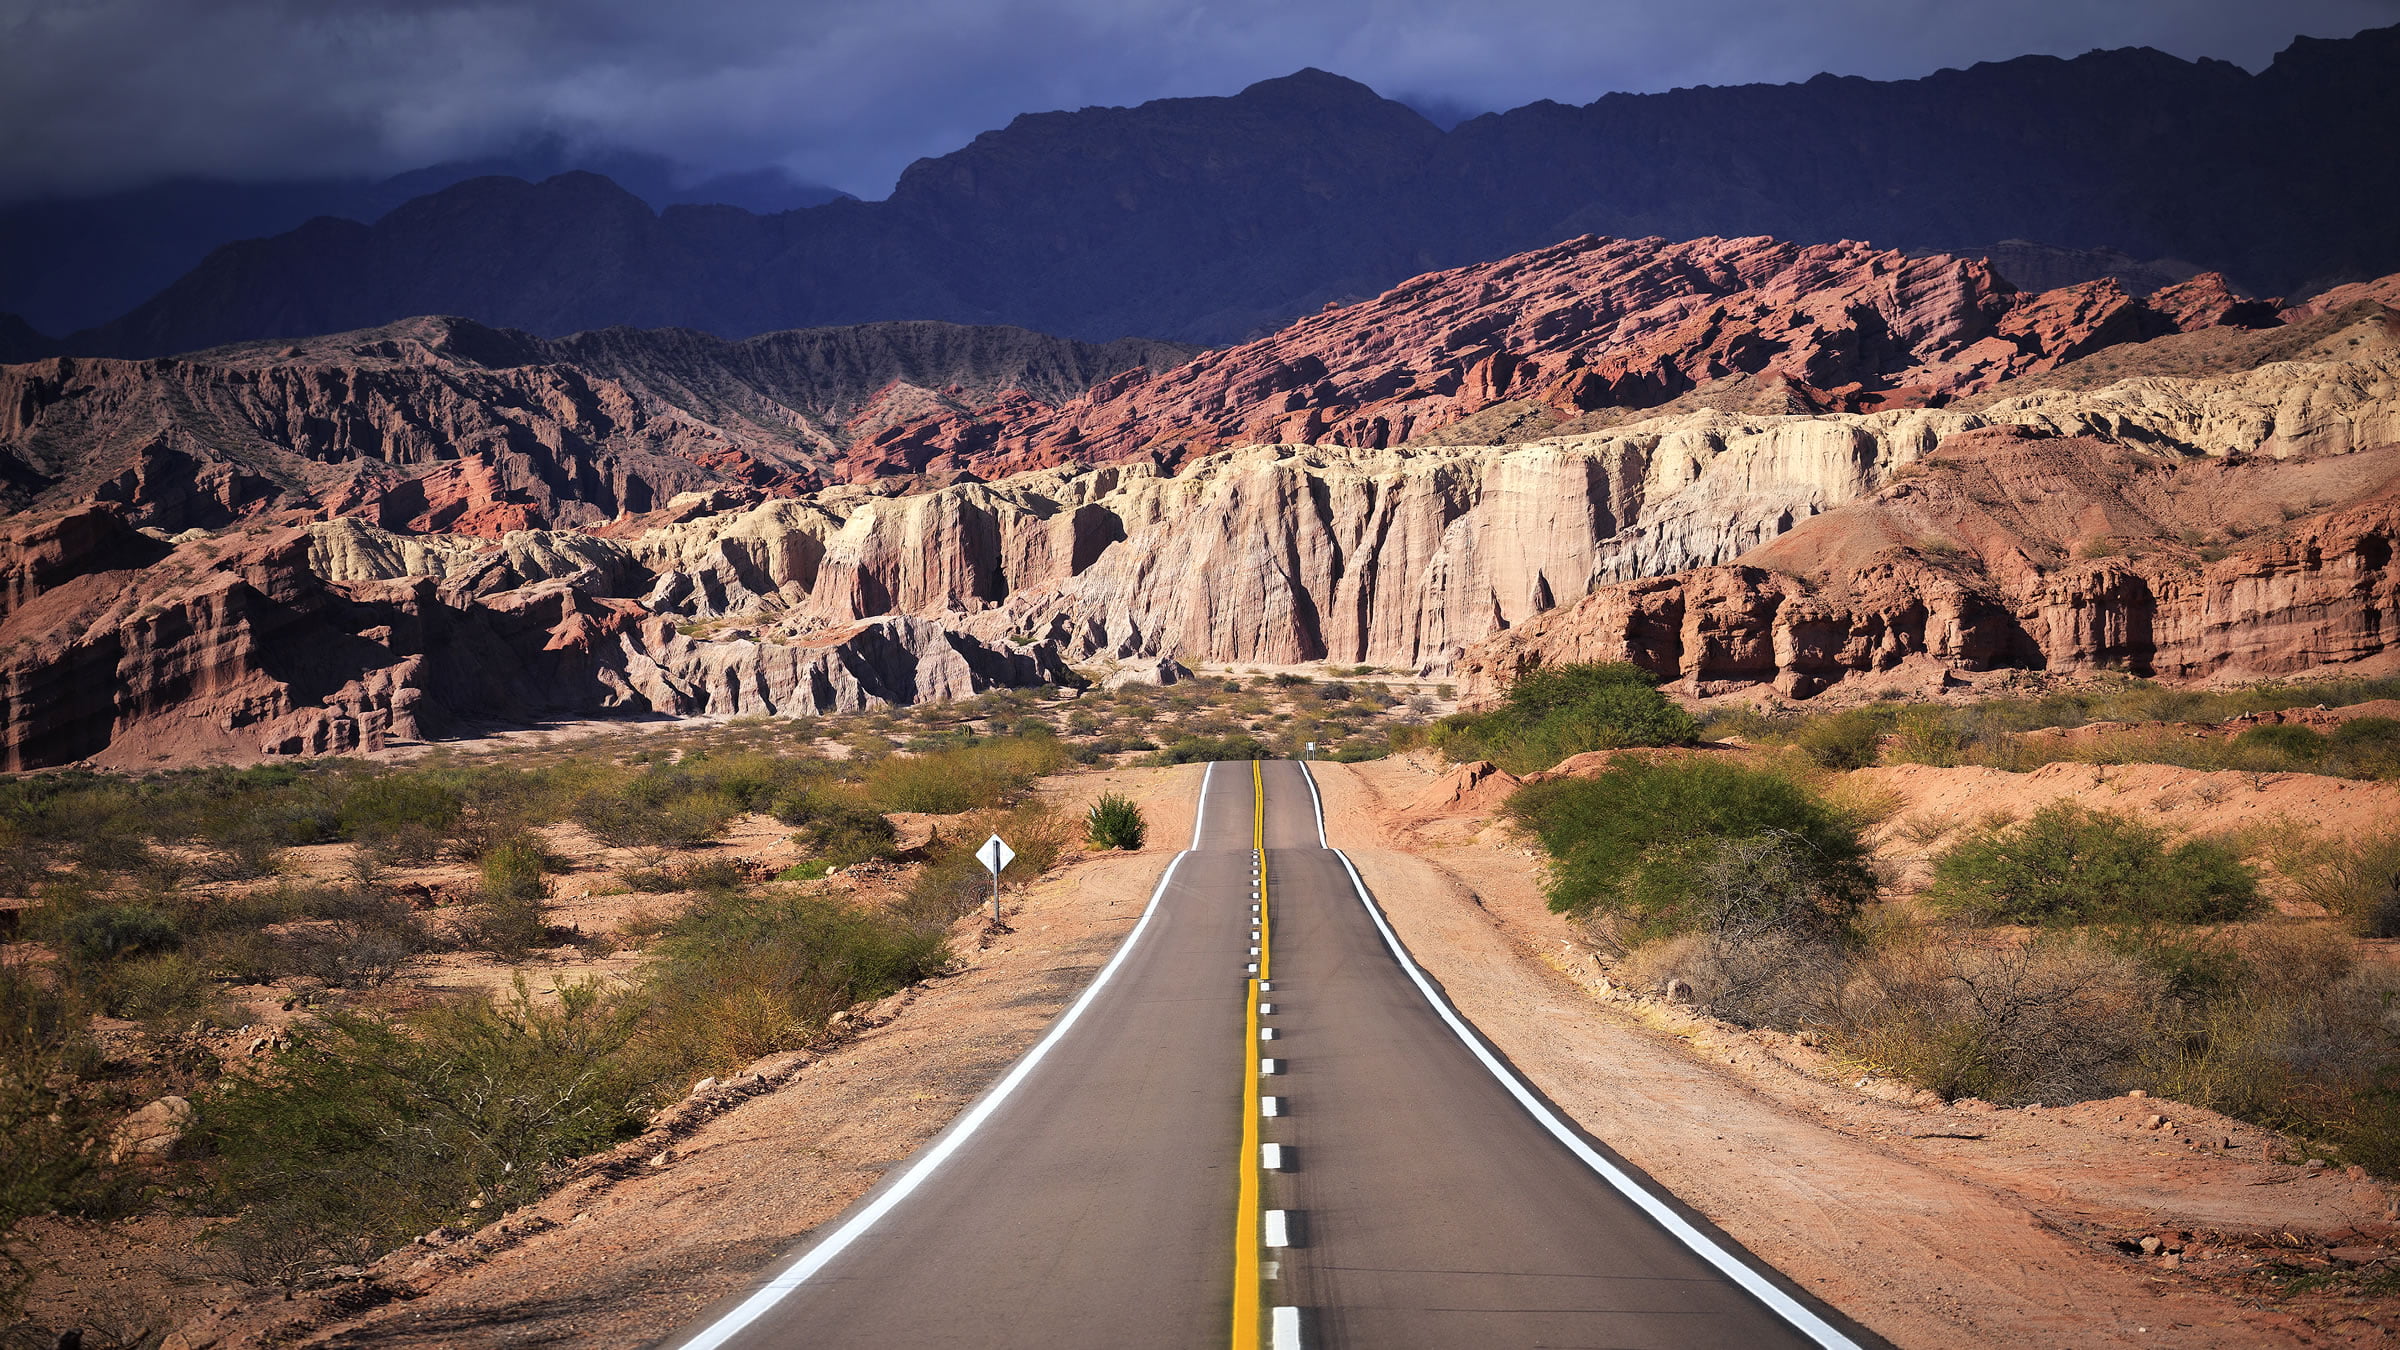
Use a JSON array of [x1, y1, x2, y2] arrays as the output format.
[[976, 834, 1016, 877]]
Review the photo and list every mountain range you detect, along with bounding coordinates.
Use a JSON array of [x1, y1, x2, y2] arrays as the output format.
[[9, 23, 2399, 358], [5, 228, 2394, 770]]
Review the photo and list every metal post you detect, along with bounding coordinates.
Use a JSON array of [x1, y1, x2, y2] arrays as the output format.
[[991, 868, 1001, 923]]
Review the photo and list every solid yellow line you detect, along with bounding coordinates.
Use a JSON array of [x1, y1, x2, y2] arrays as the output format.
[[1232, 760, 1269, 1350]]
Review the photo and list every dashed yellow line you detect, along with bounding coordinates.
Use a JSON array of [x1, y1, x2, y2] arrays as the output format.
[[1232, 760, 1270, 1350]]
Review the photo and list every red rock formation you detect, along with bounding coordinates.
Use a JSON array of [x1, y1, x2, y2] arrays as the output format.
[[1458, 434, 2400, 701], [852, 236, 2271, 478]]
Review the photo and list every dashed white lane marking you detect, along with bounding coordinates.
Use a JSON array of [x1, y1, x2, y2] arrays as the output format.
[[1271, 1305, 1303, 1349], [671, 847, 1198, 1350], [1261, 1058, 1280, 1074], [1262, 1096, 1282, 1117], [1294, 761, 1864, 1350], [1262, 1143, 1286, 1170], [1264, 1210, 1292, 1247]]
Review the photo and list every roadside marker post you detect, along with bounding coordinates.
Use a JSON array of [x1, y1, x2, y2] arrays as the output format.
[[975, 834, 1016, 922]]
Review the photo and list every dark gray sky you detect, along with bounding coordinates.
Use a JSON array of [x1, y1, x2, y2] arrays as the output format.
[[4, 0, 2395, 201]]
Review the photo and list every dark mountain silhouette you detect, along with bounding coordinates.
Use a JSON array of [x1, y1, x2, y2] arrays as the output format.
[[39, 24, 2400, 357], [0, 146, 845, 338]]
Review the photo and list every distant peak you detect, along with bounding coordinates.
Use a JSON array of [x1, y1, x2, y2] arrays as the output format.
[[1236, 68, 1388, 103]]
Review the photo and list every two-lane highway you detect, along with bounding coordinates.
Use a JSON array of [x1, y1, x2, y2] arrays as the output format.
[[670, 760, 1876, 1350]]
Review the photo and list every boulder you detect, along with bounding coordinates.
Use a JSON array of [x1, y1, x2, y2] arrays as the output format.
[[1103, 657, 1192, 690], [108, 1095, 192, 1164]]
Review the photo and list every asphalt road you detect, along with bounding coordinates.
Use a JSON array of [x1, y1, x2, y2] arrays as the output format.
[[670, 760, 1872, 1350]]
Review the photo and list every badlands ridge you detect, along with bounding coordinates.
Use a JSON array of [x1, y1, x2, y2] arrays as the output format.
[[2, 237, 2396, 769]]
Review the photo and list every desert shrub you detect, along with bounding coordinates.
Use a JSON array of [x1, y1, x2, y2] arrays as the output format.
[[571, 768, 741, 850], [1792, 709, 1885, 771], [894, 804, 1071, 928], [2234, 723, 2328, 763], [471, 837, 553, 957], [339, 774, 464, 841], [1925, 803, 2260, 926], [863, 736, 1068, 814], [1147, 734, 1269, 765], [198, 981, 643, 1286], [1887, 706, 1974, 767], [52, 902, 182, 965], [780, 790, 899, 866], [2331, 717, 2400, 778], [1085, 793, 1147, 850], [1506, 756, 1873, 938], [2140, 927, 2400, 1172], [279, 890, 434, 987], [627, 893, 948, 1076], [1835, 932, 2165, 1105], [621, 857, 747, 895], [0, 968, 112, 1309], [1620, 832, 1857, 1027], [2287, 831, 2400, 938], [92, 951, 210, 1022], [1431, 662, 1696, 774]]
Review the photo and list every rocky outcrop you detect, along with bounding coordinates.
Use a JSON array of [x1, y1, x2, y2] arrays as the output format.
[[0, 514, 1074, 770], [1458, 433, 2400, 700]]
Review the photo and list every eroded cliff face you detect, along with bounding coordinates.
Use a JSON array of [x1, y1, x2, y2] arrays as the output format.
[[1456, 430, 2400, 701], [5, 241, 2395, 768], [9, 302, 2396, 769]]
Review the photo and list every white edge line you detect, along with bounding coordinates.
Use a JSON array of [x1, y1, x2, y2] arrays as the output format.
[[673, 846, 1196, 1350], [1192, 759, 1215, 850], [1295, 761, 1861, 1350]]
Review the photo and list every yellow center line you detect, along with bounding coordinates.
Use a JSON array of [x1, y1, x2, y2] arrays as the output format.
[[1232, 759, 1269, 1349]]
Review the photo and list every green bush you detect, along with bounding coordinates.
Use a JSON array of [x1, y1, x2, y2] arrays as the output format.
[[2289, 831, 2400, 938], [2233, 723, 2327, 763], [53, 903, 182, 965], [339, 774, 464, 840], [1925, 803, 2261, 926], [1506, 756, 1874, 939], [630, 892, 949, 1074], [784, 793, 899, 867], [1431, 663, 1696, 774], [1084, 794, 1147, 850], [0, 967, 111, 1309], [199, 982, 643, 1286], [1793, 709, 1884, 770], [472, 837, 553, 957], [863, 737, 1068, 813]]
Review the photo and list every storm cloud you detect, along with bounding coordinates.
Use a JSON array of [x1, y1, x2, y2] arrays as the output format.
[[3, 0, 2396, 201]]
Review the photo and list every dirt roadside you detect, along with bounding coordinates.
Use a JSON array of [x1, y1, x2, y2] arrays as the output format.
[[1316, 756, 2398, 1348], [142, 765, 1202, 1350]]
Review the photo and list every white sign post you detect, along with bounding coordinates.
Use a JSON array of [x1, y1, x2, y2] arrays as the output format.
[[1304, 741, 1316, 761], [976, 834, 1016, 922]]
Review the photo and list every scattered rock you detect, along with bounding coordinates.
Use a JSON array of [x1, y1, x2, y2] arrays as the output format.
[[107, 1095, 192, 1163]]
